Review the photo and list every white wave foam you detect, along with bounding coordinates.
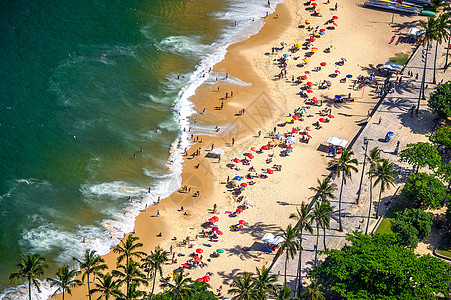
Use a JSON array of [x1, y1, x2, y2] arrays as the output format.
[[155, 36, 211, 58]]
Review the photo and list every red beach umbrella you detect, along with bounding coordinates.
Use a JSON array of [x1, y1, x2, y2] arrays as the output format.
[[247, 154, 254, 159], [212, 216, 219, 222], [182, 264, 189, 268], [307, 89, 313, 93], [240, 183, 248, 187], [306, 134, 313, 139], [312, 2, 317, 6], [319, 118, 326, 123], [319, 29, 326, 32], [328, 114, 335, 118], [236, 208, 243, 213], [307, 81, 313, 87], [197, 278, 204, 282], [305, 70, 311, 74], [332, 15, 338, 19], [301, 75, 307, 80], [216, 230, 223, 235], [233, 158, 240, 163], [239, 220, 246, 224], [262, 145, 270, 150], [312, 97, 318, 103], [267, 169, 274, 174], [333, 22, 338, 26], [292, 115, 299, 120], [203, 276, 211, 282], [250, 146, 257, 151], [196, 248, 203, 254], [292, 129, 298, 134], [320, 62, 327, 66], [286, 146, 293, 149], [194, 256, 201, 262], [306, 126, 312, 131], [309, 38, 315, 42], [335, 69, 341, 74]]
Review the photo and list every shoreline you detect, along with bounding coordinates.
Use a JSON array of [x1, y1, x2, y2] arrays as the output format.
[[57, 0, 423, 298]]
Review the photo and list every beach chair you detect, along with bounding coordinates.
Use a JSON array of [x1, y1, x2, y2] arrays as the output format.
[[262, 247, 273, 253], [389, 35, 396, 44]]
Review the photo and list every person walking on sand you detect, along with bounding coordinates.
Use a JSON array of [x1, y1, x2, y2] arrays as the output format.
[[378, 117, 382, 125], [335, 2, 338, 10], [232, 137, 235, 145]]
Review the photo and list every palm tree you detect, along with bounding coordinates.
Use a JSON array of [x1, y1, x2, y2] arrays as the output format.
[[432, 13, 451, 83], [277, 282, 296, 300], [309, 177, 337, 204], [228, 272, 258, 300], [47, 265, 81, 300], [9, 254, 48, 300], [141, 246, 169, 300], [371, 159, 398, 219], [277, 224, 300, 284], [311, 201, 332, 266], [301, 279, 325, 300], [74, 249, 108, 300], [112, 260, 147, 299], [117, 282, 146, 300], [328, 149, 358, 231], [289, 204, 313, 298], [113, 234, 146, 267], [365, 148, 381, 234], [254, 266, 278, 299], [160, 272, 194, 300], [91, 273, 124, 300]]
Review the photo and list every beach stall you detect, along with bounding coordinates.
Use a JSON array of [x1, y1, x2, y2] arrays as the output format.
[[261, 233, 285, 253], [383, 61, 404, 73], [326, 136, 348, 155]]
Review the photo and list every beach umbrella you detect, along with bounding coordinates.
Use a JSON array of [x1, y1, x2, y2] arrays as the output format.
[[312, 2, 317, 6], [301, 75, 307, 80], [274, 139, 280, 145], [319, 32, 325, 35], [203, 276, 211, 282], [335, 95, 342, 99], [306, 126, 312, 131], [306, 134, 313, 139], [182, 264, 189, 268], [328, 114, 334, 118], [309, 38, 315, 42], [233, 158, 240, 163], [236, 208, 243, 213], [332, 15, 338, 19], [307, 89, 313, 93], [247, 154, 254, 159], [194, 256, 201, 262], [296, 43, 302, 48], [212, 216, 219, 222], [196, 248, 203, 254], [335, 69, 341, 74], [346, 74, 353, 78], [305, 70, 311, 74], [341, 57, 347, 61], [267, 169, 274, 174], [311, 48, 318, 53], [197, 278, 204, 282], [286, 146, 293, 150], [305, 20, 311, 24], [169, 272, 175, 278], [320, 29, 326, 32], [304, 58, 310, 63], [387, 131, 394, 136], [312, 97, 318, 103], [262, 145, 270, 150], [307, 81, 313, 87], [243, 200, 251, 205], [234, 176, 242, 181], [292, 115, 299, 120], [276, 133, 281, 139], [287, 136, 296, 143], [333, 22, 338, 26], [280, 42, 287, 46], [300, 109, 307, 114], [314, 33, 320, 37], [268, 141, 275, 147], [317, 8, 323, 13], [292, 129, 298, 134], [320, 62, 327, 66], [216, 249, 224, 254], [212, 227, 219, 231], [239, 220, 246, 225], [319, 118, 326, 123], [216, 230, 223, 235], [240, 183, 248, 187], [285, 118, 292, 123], [208, 218, 214, 223], [286, 149, 293, 153], [250, 146, 257, 151]]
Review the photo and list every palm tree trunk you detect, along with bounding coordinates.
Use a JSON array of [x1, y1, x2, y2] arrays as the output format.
[[322, 225, 327, 251], [87, 273, 91, 300], [284, 251, 288, 283], [28, 276, 32, 300], [314, 224, 319, 266], [376, 187, 383, 219], [421, 41, 429, 100], [445, 35, 450, 69], [338, 176, 344, 231], [365, 176, 373, 234], [150, 269, 157, 300], [433, 40, 438, 84], [62, 290, 65, 300], [296, 233, 304, 298]]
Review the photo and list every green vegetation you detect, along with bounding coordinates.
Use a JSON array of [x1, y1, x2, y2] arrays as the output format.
[[428, 81, 451, 119], [388, 52, 409, 65], [401, 172, 447, 209], [430, 125, 451, 148], [398, 142, 441, 173], [391, 208, 434, 248], [437, 231, 451, 259], [310, 232, 451, 299]]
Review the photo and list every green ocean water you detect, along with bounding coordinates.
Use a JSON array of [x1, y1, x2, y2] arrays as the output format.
[[0, 0, 279, 297]]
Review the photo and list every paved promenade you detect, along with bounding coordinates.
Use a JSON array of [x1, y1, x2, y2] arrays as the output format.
[[270, 41, 450, 289]]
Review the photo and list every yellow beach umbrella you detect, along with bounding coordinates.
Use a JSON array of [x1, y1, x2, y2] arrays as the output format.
[[305, 20, 311, 24], [311, 48, 318, 53], [314, 32, 320, 37], [304, 58, 310, 63], [317, 9, 323, 12], [296, 43, 302, 48], [168, 272, 175, 278], [285, 118, 292, 123]]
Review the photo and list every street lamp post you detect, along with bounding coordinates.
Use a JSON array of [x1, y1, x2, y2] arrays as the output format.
[[356, 137, 369, 205]]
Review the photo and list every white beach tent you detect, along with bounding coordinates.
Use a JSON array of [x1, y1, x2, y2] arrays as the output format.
[[327, 136, 349, 148], [211, 147, 224, 157], [407, 27, 425, 36], [261, 233, 285, 246], [383, 61, 404, 72]]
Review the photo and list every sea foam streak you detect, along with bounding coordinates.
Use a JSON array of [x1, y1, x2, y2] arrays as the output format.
[[0, 0, 282, 298]]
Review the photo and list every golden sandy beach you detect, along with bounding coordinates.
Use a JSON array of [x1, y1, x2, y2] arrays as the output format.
[[58, 0, 422, 298]]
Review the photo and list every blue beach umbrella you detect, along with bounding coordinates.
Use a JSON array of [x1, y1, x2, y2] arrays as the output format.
[[234, 176, 242, 181], [275, 133, 281, 139], [346, 74, 353, 78], [286, 149, 293, 153], [387, 131, 394, 136], [280, 42, 287, 46], [335, 95, 342, 99], [319, 32, 325, 35]]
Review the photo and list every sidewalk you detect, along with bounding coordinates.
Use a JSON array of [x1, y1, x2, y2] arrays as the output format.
[[270, 41, 450, 288]]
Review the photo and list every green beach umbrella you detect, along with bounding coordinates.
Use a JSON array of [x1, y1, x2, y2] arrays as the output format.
[[217, 249, 224, 253]]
